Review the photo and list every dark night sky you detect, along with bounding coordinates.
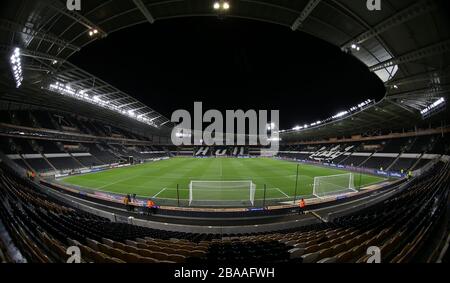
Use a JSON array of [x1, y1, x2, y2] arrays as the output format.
[[69, 17, 385, 130]]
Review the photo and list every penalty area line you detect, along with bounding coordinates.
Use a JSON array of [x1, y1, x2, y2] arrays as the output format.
[[152, 188, 167, 198], [274, 188, 290, 198]]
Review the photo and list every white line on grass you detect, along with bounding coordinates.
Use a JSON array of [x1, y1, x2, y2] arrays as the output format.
[[152, 188, 167, 198], [95, 174, 141, 189], [274, 188, 290, 198]]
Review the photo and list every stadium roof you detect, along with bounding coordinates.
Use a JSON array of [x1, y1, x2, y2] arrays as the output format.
[[0, 0, 449, 140]]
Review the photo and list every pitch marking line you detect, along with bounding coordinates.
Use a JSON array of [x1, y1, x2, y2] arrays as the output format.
[[274, 188, 290, 198], [95, 174, 140, 189], [152, 188, 167, 198]]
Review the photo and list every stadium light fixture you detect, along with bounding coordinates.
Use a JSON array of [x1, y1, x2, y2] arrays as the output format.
[[350, 43, 361, 51], [10, 48, 23, 88], [88, 29, 99, 37], [213, 1, 230, 11], [420, 97, 446, 116], [267, 122, 276, 131], [48, 81, 160, 128], [332, 111, 348, 119], [284, 99, 374, 133]]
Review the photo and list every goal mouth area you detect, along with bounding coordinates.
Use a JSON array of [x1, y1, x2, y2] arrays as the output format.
[[312, 173, 358, 199], [189, 180, 257, 207]]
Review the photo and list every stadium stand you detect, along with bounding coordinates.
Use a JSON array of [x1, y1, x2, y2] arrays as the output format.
[[277, 132, 450, 174], [0, 158, 448, 263], [0, 0, 449, 267], [0, 109, 171, 174]]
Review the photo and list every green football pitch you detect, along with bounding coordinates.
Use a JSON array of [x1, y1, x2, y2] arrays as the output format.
[[60, 157, 386, 204]]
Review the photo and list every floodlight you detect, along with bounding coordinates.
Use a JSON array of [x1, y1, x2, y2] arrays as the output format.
[[10, 47, 23, 88], [223, 2, 230, 9]]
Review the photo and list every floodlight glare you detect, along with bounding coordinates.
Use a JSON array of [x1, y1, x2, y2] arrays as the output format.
[[48, 81, 160, 128], [9, 47, 23, 88], [213, 2, 220, 9], [223, 2, 230, 9]]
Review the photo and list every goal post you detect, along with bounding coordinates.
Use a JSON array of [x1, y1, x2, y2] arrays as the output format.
[[189, 180, 256, 207], [313, 173, 357, 198]]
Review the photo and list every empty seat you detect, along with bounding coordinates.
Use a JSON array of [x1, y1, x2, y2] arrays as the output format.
[[302, 252, 319, 263]]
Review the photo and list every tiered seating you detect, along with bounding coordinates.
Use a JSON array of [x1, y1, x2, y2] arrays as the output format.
[[363, 157, 397, 170], [13, 138, 37, 154], [32, 111, 56, 129], [10, 139, 53, 172], [88, 144, 120, 164], [379, 138, 412, 153], [429, 134, 450, 155], [74, 146, 104, 167], [0, 159, 448, 263], [0, 109, 171, 173], [12, 111, 34, 127], [277, 132, 450, 172], [46, 158, 80, 171], [389, 158, 418, 172], [339, 155, 369, 167]]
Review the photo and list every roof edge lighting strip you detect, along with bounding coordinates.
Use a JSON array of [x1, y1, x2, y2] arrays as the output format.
[[47, 81, 159, 128]]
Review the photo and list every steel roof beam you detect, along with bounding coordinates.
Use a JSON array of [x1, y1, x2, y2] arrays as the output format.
[[388, 85, 450, 100], [386, 68, 450, 87], [131, 106, 148, 112], [96, 92, 121, 99], [138, 111, 154, 117], [291, 0, 321, 31], [118, 102, 139, 109], [385, 99, 418, 115], [49, 0, 107, 37], [370, 39, 450, 72], [84, 85, 112, 92], [0, 19, 80, 51], [63, 77, 93, 85], [159, 120, 170, 127], [150, 116, 162, 122], [14, 48, 64, 64], [342, 0, 437, 48], [133, 0, 155, 24], [108, 97, 129, 104]]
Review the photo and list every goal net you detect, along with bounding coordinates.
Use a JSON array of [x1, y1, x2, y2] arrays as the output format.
[[189, 180, 256, 207], [313, 173, 357, 198]]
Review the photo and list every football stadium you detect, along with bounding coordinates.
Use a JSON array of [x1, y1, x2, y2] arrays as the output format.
[[0, 0, 449, 271]]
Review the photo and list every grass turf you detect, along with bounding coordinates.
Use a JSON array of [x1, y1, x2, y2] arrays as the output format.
[[60, 157, 386, 201]]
